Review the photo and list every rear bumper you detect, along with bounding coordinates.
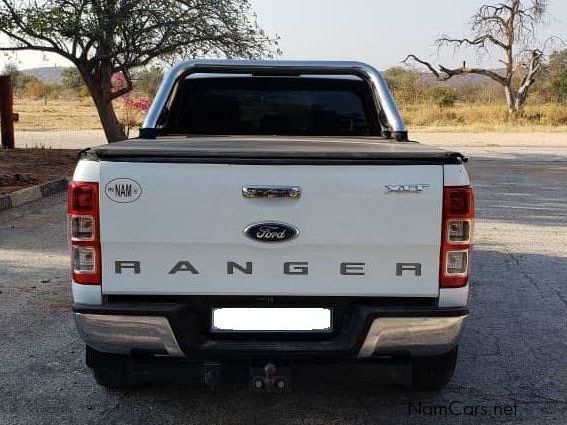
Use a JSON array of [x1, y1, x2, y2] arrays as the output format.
[[74, 313, 184, 357], [73, 300, 467, 359]]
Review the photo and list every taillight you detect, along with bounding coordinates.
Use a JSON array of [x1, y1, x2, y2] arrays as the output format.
[[440, 186, 474, 288], [68, 182, 101, 285]]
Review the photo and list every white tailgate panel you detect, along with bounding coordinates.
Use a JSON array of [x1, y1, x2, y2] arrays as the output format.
[[100, 163, 443, 297]]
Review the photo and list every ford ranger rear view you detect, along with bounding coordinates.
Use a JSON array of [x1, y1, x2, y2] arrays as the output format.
[[69, 60, 474, 391]]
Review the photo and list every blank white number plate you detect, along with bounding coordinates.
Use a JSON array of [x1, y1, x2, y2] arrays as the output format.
[[211, 308, 332, 332]]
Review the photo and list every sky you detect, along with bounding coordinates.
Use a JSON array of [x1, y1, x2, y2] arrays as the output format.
[[1, 0, 566, 71]]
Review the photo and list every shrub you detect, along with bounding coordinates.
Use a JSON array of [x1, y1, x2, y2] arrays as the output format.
[[23, 80, 56, 99], [1, 63, 38, 96], [384, 67, 422, 104], [551, 69, 567, 104], [118, 95, 152, 137], [424, 85, 457, 108], [61, 67, 87, 97], [134, 67, 164, 97]]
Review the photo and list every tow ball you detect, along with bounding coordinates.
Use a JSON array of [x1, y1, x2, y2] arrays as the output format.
[[250, 362, 291, 392]]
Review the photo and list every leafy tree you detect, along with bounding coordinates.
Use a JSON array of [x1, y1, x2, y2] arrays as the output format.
[[384, 67, 418, 92], [383, 67, 422, 104], [530, 49, 567, 101], [1, 62, 37, 95], [384, 67, 419, 91], [0, 0, 279, 142], [61, 67, 85, 94], [404, 0, 557, 113], [551, 69, 567, 103], [546, 50, 567, 103], [546, 50, 567, 76]]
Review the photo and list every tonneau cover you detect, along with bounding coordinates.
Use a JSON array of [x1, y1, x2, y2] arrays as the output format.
[[86, 136, 465, 164]]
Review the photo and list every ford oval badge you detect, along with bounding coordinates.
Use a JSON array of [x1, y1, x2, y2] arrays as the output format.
[[245, 222, 299, 243]]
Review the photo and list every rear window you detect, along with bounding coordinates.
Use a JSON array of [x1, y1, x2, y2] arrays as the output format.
[[165, 77, 381, 136]]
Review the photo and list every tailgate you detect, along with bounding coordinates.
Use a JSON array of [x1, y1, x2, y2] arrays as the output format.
[[99, 162, 442, 297]]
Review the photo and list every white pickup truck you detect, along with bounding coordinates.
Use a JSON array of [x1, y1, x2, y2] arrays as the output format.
[[69, 60, 474, 391]]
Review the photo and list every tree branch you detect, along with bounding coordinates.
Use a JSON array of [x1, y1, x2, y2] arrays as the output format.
[[0, 29, 64, 56], [402, 55, 442, 79], [437, 34, 508, 50], [403, 54, 508, 86], [516, 49, 543, 100], [438, 63, 508, 85]]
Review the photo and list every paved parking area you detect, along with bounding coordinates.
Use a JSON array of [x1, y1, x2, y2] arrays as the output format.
[[0, 155, 566, 425]]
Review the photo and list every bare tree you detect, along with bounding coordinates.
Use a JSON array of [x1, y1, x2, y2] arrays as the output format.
[[0, 0, 279, 142], [404, 0, 556, 113]]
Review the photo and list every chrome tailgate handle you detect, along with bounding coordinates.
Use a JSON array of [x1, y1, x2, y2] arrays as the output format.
[[242, 186, 302, 199]]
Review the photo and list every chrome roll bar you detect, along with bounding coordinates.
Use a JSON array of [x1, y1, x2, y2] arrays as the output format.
[[142, 60, 407, 141]]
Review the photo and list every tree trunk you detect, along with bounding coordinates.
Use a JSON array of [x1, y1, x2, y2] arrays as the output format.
[[92, 93, 126, 143], [515, 85, 531, 111], [514, 96, 525, 112], [504, 85, 517, 114], [82, 72, 127, 143]]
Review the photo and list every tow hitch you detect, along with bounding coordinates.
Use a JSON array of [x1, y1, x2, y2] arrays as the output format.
[[250, 362, 292, 392]]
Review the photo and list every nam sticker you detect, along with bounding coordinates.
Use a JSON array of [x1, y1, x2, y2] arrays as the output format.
[[105, 178, 142, 203]]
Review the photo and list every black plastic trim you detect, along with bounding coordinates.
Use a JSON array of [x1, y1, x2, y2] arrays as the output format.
[[89, 157, 460, 165]]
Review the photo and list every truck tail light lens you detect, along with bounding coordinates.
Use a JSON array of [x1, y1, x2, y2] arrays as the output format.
[[447, 219, 472, 243], [445, 250, 468, 274], [68, 182, 101, 285], [71, 216, 95, 240], [72, 246, 97, 272], [440, 186, 474, 288]]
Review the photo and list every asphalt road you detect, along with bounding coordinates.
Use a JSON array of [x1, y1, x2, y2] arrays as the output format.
[[1, 155, 566, 425]]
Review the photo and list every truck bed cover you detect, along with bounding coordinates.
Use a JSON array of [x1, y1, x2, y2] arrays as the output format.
[[86, 136, 466, 164]]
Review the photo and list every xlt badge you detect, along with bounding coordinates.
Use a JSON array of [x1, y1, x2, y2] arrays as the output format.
[[244, 222, 299, 243], [385, 184, 430, 193]]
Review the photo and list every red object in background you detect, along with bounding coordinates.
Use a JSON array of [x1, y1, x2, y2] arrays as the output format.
[[123, 96, 152, 113], [0, 75, 15, 149], [111, 72, 129, 94]]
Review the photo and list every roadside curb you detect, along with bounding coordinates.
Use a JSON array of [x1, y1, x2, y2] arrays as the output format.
[[0, 177, 70, 211]]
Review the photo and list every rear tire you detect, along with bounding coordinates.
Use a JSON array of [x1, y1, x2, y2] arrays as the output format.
[[86, 345, 136, 389], [410, 347, 458, 391]]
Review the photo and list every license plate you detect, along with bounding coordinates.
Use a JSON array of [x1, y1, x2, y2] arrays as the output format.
[[211, 308, 332, 332]]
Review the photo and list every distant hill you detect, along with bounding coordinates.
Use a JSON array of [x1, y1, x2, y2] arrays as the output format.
[[19, 65, 503, 89], [21, 66, 64, 84]]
